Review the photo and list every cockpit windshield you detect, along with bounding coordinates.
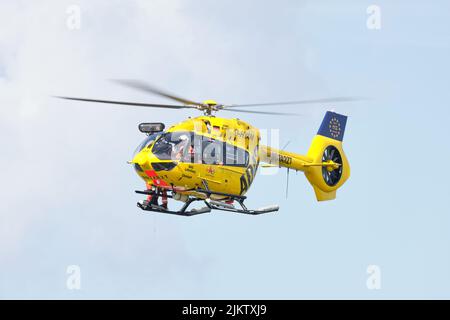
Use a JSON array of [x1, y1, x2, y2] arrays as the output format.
[[133, 133, 160, 158], [152, 131, 191, 161]]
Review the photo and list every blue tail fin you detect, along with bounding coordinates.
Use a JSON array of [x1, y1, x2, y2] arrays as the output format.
[[317, 111, 348, 142]]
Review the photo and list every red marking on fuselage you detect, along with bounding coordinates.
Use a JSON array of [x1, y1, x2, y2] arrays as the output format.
[[145, 170, 170, 187], [145, 170, 158, 178]]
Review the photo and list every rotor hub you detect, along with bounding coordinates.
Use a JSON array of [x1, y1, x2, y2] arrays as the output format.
[[198, 100, 221, 115], [202, 99, 218, 106]]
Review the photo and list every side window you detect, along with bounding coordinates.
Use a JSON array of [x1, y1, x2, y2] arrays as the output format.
[[225, 144, 237, 166], [236, 147, 249, 167], [182, 133, 249, 167], [202, 138, 224, 165], [224, 143, 249, 167]]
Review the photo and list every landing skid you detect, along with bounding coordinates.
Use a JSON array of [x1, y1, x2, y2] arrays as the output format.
[[205, 198, 279, 215], [135, 189, 279, 216], [137, 198, 211, 217]]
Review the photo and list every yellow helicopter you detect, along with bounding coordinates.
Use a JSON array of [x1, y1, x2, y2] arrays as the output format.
[[57, 80, 354, 216]]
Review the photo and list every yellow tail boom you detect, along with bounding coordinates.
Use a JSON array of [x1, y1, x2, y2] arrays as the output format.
[[259, 111, 350, 201]]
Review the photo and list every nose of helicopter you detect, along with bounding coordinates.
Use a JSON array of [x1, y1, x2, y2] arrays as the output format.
[[129, 150, 148, 168]]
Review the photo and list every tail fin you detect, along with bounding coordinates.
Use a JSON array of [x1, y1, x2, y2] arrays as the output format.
[[317, 111, 347, 142], [258, 111, 350, 201], [305, 111, 350, 201]]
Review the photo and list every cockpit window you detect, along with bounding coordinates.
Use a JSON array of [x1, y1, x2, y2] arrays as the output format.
[[151, 131, 250, 166], [152, 131, 191, 161], [133, 133, 160, 157]]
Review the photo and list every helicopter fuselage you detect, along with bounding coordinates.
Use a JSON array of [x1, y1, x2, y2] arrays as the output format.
[[56, 81, 353, 214], [131, 116, 261, 199]]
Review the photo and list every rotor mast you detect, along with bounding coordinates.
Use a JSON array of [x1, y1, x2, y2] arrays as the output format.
[[198, 99, 220, 116]]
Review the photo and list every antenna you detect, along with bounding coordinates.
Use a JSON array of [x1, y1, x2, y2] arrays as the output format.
[[286, 168, 290, 199], [281, 141, 291, 199]]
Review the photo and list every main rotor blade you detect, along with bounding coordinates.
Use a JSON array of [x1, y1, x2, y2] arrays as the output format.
[[54, 96, 196, 109], [222, 108, 301, 116], [226, 96, 366, 108], [111, 79, 203, 106]]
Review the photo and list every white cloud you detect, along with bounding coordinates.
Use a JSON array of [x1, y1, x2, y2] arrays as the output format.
[[0, 1, 213, 289]]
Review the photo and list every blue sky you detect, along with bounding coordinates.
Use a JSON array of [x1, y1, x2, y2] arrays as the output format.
[[1, 0, 450, 299]]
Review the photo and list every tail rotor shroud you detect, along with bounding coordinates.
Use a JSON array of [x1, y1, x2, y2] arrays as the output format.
[[321, 145, 343, 186]]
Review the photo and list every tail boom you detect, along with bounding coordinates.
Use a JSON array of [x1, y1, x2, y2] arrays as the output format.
[[259, 111, 350, 201], [259, 144, 343, 174], [259, 145, 315, 172]]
